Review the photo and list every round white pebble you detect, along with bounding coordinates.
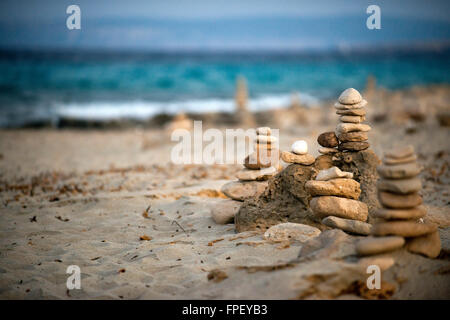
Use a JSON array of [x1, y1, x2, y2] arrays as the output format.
[[291, 140, 308, 155]]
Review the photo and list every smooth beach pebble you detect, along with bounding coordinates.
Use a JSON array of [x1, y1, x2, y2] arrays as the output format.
[[221, 180, 268, 201], [210, 199, 241, 224], [372, 206, 427, 220], [377, 177, 422, 194], [338, 88, 363, 105], [335, 123, 371, 135], [256, 135, 277, 144], [377, 191, 423, 209], [318, 147, 338, 155], [281, 151, 315, 165], [263, 222, 321, 243], [339, 115, 365, 123], [291, 140, 308, 155], [383, 154, 417, 165], [334, 99, 367, 110], [337, 131, 368, 142], [336, 107, 367, 116], [405, 231, 441, 259], [315, 166, 353, 181], [322, 216, 372, 236], [372, 221, 437, 237], [305, 178, 361, 199], [338, 141, 370, 151], [377, 162, 421, 179], [236, 166, 277, 181], [356, 236, 405, 256], [310, 196, 368, 221], [317, 131, 338, 148], [384, 145, 414, 159]]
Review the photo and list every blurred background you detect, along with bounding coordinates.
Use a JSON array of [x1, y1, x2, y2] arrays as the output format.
[[0, 0, 449, 127]]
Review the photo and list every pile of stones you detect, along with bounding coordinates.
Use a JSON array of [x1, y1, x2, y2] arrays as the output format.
[[306, 166, 371, 235], [221, 127, 279, 201], [356, 146, 441, 258], [281, 140, 315, 166], [334, 88, 371, 152]]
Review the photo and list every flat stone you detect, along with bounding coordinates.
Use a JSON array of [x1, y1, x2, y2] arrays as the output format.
[[336, 108, 366, 116], [384, 145, 414, 159], [317, 131, 338, 148], [356, 236, 405, 256], [244, 149, 279, 170], [377, 162, 421, 179], [405, 230, 441, 258], [310, 196, 368, 221], [338, 131, 368, 142], [372, 206, 427, 220], [338, 88, 363, 105], [377, 177, 422, 194], [378, 191, 423, 209], [338, 141, 370, 151], [316, 166, 353, 181], [306, 178, 361, 199], [237, 166, 277, 181], [372, 221, 437, 237], [322, 216, 372, 235], [281, 151, 315, 165], [336, 123, 371, 135], [319, 147, 338, 155], [210, 199, 241, 224], [221, 180, 268, 201], [256, 135, 277, 144], [291, 140, 308, 155], [339, 115, 365, 123], [263, 222, 321, 243], [256, 127, 271, 135], [335, 99, 368, 109], [383, 154, 417, 165]]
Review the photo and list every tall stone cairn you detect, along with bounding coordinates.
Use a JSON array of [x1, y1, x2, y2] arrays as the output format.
[[356, 146, 441, 258]]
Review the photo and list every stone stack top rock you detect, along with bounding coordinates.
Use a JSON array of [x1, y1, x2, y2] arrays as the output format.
[[334, 88, 371, 152], [281, 140, 315, 165], [356, 146, 441, 258]]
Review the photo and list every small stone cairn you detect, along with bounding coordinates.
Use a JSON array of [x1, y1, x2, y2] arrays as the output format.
[[281, 140, 315, 165], [306, 166, 371, 235], [356, 146, 441, 258], [221, 127, 279, 201], [321, 88, 372, 154]]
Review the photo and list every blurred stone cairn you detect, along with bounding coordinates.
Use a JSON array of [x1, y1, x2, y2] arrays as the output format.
[[221, 127, 280, 202], [356, 146, 441, 258], [234, 76, 255, 127]]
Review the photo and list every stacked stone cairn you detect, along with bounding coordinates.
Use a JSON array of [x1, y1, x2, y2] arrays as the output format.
[[281, 140, 315, 166], [356, 146, 441, 258], [334, 88, 371, 152], [306, 166, 371, 235]]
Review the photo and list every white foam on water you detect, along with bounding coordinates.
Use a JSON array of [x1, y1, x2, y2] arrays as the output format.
[[55, 92, 318, 120]]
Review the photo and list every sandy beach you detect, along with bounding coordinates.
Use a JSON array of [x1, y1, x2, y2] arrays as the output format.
[[0, 85, 449, 299]]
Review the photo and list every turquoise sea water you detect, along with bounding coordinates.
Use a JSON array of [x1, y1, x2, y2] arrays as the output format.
[[0, 50, 449, 127]]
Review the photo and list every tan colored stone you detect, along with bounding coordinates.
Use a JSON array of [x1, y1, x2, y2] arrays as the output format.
[[335, 99, 367, 109], [211, 199, 241, 224], [377, 177, 422, 194], [338, 88, 363, 105], [372, 221, 437, 237], [317, 131, 338, 148], [339, 115, 365, 123], [338, 131, 368, 142], [315, 166, 353, 181], [221, 180, 268, 201], [319, 147, 338, 155], [322, 216, 372, 235], [263, 222, 321, 243], [405, 231, 441, 258], [244, 149, 279, 170], [336, 108, 366, 116], [338, 141, 370, 151], [356, 236, 405, 256], [281, 151, 315, 165], [383, 154, 417, 165], [310, 196, 368, 221], [256, 135, 277, 144], [378, 191, 423, 209], [336, 123, 371, 135], [384, 145, 414, 159], [377, 162, 421, 179], [306, 178, 361, 199], [373, 206, 427, 220], [237, 166, 277, 181]]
